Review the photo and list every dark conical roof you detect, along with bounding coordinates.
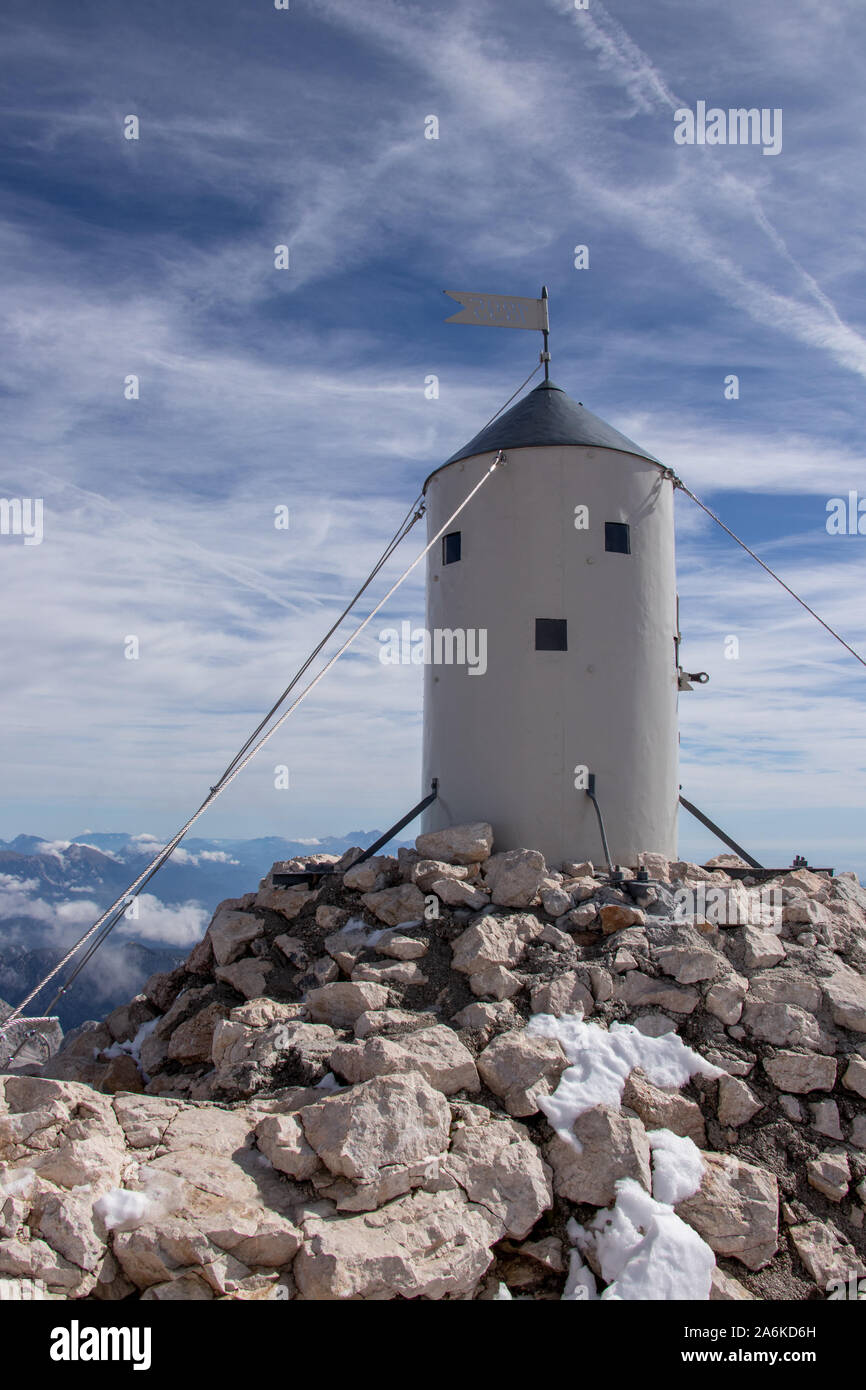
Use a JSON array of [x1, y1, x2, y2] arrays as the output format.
[[425, 379, 659, 488]]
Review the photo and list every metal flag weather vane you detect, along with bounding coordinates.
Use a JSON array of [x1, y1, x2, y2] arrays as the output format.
[[444, 285, 551, 378]]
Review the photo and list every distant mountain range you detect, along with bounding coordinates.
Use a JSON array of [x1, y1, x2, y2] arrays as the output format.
[[0, 828, 405, 1030]]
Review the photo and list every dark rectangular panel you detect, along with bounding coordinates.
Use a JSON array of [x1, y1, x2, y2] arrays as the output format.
[[442, 531, 461, 565], [605, 521, 631, 554], [535, 618, 567, 651]]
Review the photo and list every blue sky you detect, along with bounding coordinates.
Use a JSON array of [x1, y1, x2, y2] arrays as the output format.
[[1, 0, 864, 875]]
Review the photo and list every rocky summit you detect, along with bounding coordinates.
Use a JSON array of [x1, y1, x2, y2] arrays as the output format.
[[2, 825, 865, 1301]]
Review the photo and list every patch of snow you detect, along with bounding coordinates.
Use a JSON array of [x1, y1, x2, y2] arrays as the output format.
[[93, 1188, 161, 1232], [128, 1017, 158, 1063], [492, 1281, 513, 1300], [315, 1072, 340, 1092], [343, 917, 370, 931], [527, 1014, 722, 1143], [649, 1129, 704, 1205], [93, 1170, 183, 1231], [101, 1017, 159, 1080], [562, 1250, 598, 1301], [582, 1178, 715, 1301], [565, 1215, 584, 1245], [342, 917, 386, 946], [104, 1017, 158, 1067]]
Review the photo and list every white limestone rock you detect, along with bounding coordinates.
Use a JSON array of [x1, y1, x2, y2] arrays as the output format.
[[529, 971, 594, 1018], [315, 905, 348, 933], [705, 974, 748, 1025], [361, 883, 426, 927], [809, 1099, 843, 1139], [450, 1000, 519, 1040], [849, 1114, 866, 1149], [560, 902, 599, 930], [563, 860, 594, 878], [166, 1002, 230, 1064], [294, 1187, 501, 1300], [353, 1009, 437, 1040], [273, 934, 309, 969], [717, 1075, 763, 1128], [654, 941, 725, 984], [583, 963, 614, 1001], [306, 982, 390, 1028], [211, 1016, 333, 1097], [414, 823, 494, 866], [297, 1072, 451, 1183], [351, 961, 428, 987], [476, 1029, 569, 1117], [541, 884, 574, 918], [740, 927, 785, 970], [431, 878, 490, 909], [324, 924, 371, 973], [822, 967, 866, 1032], [343, 856, 396, 893], [748, 971, 822, 1012], [545, 1104, 652, 1207], [484, 850, 548, 908], [676, 1152, 779, 1270], [442, 1102, 553, 1239], [778, 1094, 804, 1122], [373, 930, 428, 960], [254, 887, 317, 921], [841, 1056, 866, 1098], [215, 959, 273, 1001], [614, 971, 700, 1015], [255, 1113, 321, 1180], [789, 1220, 866, 1287], [451, 913, 541, 975], [469, 965, 524, 1000], [209, 911, 264, 967], [710, 1267, 756, 1300], [621, 1069, 707, 1146], [329, 1026, 479, 1097], [539, 922, 574, 952], [806, 1151, 850, 1203], [741, 1001, 832, 1051], [411, 858, 470, 891], [762, 1051, 837, 1094]]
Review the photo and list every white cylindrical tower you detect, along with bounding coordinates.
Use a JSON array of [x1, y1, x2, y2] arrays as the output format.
[[420, 378, 679, 868]]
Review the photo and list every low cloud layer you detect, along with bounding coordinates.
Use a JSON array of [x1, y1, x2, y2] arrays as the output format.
[[0, 871, 206, 950]]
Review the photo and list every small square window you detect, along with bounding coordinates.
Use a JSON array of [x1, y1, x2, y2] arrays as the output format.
[[442, 531, 461, 565], [535, 618, 567, 651], [605, 521, 631, 554]]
